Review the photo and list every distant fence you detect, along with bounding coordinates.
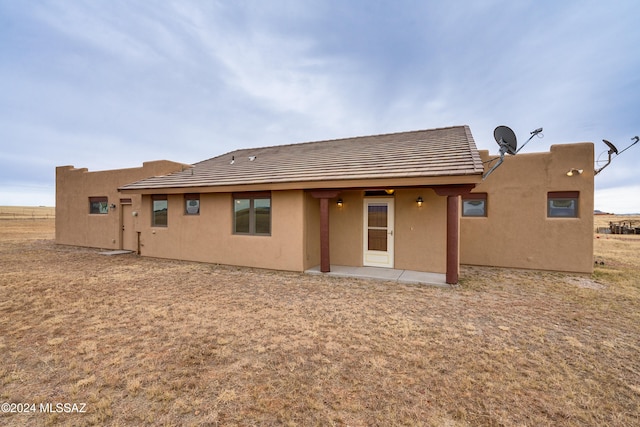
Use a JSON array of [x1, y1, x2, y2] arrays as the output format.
[[0, 207, 55, 220], [596, 223, 640, 235], [610, 224, 640, 235]]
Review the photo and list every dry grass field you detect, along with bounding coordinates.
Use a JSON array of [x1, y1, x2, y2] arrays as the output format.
[[0, 206, 55, 220], [1, 211, 639, 426]]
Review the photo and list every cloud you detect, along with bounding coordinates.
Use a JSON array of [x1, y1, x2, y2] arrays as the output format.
[[0, 0, 639, 209]]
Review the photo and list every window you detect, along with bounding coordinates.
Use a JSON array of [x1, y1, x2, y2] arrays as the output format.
[[462, 193, 487, 217], [152, 195, 168, 227], [184, 194, 200, 215], [233, 192, 271, 235], [548, 191, 579, 218], [89, 197, 108, 214]]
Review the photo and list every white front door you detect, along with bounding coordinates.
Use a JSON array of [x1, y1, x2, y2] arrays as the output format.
[[363, 198, 394, 268]]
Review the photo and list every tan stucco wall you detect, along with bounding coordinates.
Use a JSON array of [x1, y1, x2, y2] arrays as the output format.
[[329, 191, 363, 267], [394, 189, 447, 273], [55, 161, 188, 249], [460, 143, 594, 273], [138, 190, 306, 271]]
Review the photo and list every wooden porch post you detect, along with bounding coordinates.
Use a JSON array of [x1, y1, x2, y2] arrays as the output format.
[[434, 185, 476, 285], [309, 190, 341, 273], [446, 194, 460, 284], [319, 197, 330, 272]]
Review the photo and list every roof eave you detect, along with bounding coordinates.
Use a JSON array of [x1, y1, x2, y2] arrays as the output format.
[[119, 172, 483, 194]]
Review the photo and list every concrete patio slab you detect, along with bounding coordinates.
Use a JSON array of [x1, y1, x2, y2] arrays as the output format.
[[305, 265, 448, 287], [99, 250, 134, 256]]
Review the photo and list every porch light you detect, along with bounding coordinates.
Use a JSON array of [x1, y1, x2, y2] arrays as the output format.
[[109, 203, 117, 210], [336, 199, 343, 207], [566, 168, 583, 176], [416, 196, 424, 207], [385, 189, 395, 195]]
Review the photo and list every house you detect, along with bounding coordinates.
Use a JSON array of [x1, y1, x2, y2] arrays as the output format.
[[55, 125, 594, 284]]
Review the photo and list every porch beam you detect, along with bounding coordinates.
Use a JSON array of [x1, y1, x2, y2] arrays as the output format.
[[432, 184, 476, 197]]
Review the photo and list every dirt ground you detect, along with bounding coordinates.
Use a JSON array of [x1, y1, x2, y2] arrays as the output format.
[[1, 217, 639, 426]]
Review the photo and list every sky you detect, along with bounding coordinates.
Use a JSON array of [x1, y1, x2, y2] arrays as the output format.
[[1, 0, 639, 213]]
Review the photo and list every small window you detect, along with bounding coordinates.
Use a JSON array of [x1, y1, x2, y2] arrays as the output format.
[[462, 193, 487, 217], [185, 194, 200, 215], [548, 191, 579, 218], [233, 192, 271, 235], [89, 197, 108, 214], [152, 195, 168, 227]]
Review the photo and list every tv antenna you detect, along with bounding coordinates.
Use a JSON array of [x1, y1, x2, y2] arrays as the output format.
[[483, 126, 543, 180], [595, 135, 640, 175]]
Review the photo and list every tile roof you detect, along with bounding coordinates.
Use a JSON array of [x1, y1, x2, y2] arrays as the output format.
[[120, 125, 483, 190]]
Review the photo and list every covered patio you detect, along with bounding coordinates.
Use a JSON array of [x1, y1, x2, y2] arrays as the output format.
[[309, 184, 477, 285]]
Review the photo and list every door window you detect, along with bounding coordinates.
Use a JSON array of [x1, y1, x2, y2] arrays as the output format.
[[367, 205, 388, 251]]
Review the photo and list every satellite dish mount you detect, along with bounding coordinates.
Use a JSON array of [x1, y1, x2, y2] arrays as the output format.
[[483, 126, 543, 180], [595, 136, 639, 175]]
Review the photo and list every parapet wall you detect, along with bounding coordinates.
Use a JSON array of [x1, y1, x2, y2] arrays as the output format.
[[55, 160, 188, 249]]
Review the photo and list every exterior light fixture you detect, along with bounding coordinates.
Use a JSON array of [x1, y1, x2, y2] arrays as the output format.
[[109, 203, 117, 210], [416, 196, 424, 207], [336, 199, 343, 207], [566, 169, 583, 177], [385, 189, 395, 195]]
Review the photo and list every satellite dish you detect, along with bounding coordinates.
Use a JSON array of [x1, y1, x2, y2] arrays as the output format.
[[602, 139, 618, 155], [595, 139, 618, 175], [483, 125, 543, 180], [595, 136, 638, 175], [494, 126, 518, 155]]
